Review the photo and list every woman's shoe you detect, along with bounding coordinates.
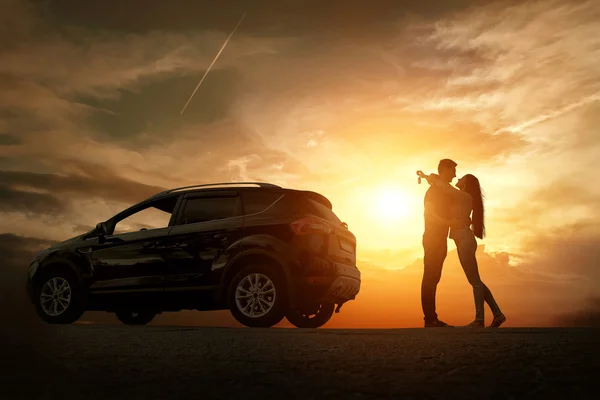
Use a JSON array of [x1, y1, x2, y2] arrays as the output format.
[[488, 314, 506, 328], [464, 320, 485, 328]]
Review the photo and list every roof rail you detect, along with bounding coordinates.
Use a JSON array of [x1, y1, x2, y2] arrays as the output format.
[[153, 182, 281, 197]]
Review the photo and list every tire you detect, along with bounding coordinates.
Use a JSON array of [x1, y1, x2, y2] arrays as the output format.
[[228, 262, 288, 328], [115, 310, 157, 325], [286, 303, 335, 328], [33, 266, 86, 324]]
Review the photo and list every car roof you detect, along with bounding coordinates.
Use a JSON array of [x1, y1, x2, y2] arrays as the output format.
[[146, 182, 333, 210]]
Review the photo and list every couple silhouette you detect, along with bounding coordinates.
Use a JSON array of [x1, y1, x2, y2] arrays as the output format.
[[417, 159, 506, 328]]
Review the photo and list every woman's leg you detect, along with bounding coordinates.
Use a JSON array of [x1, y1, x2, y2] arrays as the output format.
[[455, 234, 485, 323], [483, 283, 503, 318]]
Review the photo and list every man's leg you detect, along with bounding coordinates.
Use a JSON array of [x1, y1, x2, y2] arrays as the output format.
[[421, 237, 447, 324]]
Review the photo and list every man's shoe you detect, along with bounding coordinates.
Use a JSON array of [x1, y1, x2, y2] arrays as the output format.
[[488, 314, 506, 328], [463, 320, 485, 328], [424, 319, 453, 328]]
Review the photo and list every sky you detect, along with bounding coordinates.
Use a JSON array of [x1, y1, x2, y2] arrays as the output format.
[[1, 0, 599, 328]]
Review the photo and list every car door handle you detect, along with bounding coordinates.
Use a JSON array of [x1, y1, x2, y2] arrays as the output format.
[[102, 237, 123, 244], [142, 241, 159, 249], [214, 234, 228, 241]]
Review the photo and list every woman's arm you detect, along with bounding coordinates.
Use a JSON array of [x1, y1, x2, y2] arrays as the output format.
[[424, 200, 453, 226]]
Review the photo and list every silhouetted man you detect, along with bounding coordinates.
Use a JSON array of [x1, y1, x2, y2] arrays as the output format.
[[421, 159, 457, 327]]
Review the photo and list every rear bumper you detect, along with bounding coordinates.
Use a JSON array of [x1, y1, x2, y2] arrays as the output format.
[[321, 263, 361, 304]]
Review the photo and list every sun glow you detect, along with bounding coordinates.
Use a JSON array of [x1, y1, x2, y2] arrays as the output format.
[[371, 186, 417, 224]]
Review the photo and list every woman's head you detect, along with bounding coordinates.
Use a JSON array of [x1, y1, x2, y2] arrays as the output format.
[[457, 174, 485, 239]]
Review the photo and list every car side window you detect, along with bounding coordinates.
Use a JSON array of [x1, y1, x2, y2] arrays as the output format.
[[112, 196, 178, 235], [180, 196, 240, 225]]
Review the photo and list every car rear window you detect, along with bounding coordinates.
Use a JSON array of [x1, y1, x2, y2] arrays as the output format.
[[303, 197, 342, 225], [242, 191, 283, 215]]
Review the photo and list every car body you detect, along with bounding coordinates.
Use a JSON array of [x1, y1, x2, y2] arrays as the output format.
[[27, 182, 361, 328]]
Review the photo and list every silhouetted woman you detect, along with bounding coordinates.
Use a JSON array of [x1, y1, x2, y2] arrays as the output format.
[[417, 170, 506, 328]]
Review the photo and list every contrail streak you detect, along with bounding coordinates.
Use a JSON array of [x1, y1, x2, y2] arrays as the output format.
[[180, 12, 247, 115], [492, 92, 600, 135]]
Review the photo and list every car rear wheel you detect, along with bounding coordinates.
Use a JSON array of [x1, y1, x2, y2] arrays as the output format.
[[34, 266, 86, 324], [286, 303, 335, 328], [228, 263, 288, 328], [115, 310, 157, 325]]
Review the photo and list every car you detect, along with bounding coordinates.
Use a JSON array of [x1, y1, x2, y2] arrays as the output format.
[[27, 182, 361, 328]]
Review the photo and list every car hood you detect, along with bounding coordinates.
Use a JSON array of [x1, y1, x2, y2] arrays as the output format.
[[35, 233, 87, 259]]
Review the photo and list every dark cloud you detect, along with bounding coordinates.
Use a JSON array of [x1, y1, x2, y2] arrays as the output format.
[[556, 298, 600, 328], [82, 68, 242, 145], [0, 160, 167, 211], [0, 185, 65, 214], [0, 233, 55, 323], [519, 224, 600, 283], [0, 133, 22, 145], [38, 0, 488, 36]]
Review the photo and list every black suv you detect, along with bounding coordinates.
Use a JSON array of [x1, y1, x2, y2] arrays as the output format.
[[27, 182, 361, 328]]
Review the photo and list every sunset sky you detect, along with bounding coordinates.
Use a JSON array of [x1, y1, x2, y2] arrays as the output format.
[[1, 0, 599, 327]]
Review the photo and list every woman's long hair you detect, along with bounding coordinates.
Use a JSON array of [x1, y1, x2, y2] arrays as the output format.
[[464, 174, 485, 239]]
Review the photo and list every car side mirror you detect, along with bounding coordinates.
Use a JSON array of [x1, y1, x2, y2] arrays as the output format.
[[96, 222, 109, 244], [96, 222, 108, 236]]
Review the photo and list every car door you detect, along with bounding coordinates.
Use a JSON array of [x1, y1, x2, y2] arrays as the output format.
[[163, 191, 244, 304], [90, 228, 171, 291], [89, 195, 181, 308]]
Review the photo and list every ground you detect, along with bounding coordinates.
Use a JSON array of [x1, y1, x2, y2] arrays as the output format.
[[2, 325, 599, 399]]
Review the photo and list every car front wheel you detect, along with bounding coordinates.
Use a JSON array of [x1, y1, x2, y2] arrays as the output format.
[[34, 266, 86, 324], [228, 263, 288, 328]]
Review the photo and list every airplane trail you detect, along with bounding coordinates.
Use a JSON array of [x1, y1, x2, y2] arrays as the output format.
[[180, 12, 247, 115]]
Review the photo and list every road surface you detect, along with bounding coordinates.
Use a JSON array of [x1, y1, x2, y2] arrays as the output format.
[[2, 325, 599, 399]]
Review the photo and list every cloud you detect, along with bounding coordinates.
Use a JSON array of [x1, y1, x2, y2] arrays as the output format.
[[421, 0, 600, 138], [39, 0, 493, 36], [518, 224, 600, 285], [81, 68, 244, 145], [0, 133, 21, 145], [0, 233, 55, 323], [0, 160, 166, 206], [556, 298, 600, 327], [0, 185, 65, 215]]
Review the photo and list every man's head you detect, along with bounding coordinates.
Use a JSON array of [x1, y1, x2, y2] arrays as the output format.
[[437, 159, 457, 183]]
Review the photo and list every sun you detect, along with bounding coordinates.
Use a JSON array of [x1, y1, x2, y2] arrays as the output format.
[[371, 187, 415, 223]]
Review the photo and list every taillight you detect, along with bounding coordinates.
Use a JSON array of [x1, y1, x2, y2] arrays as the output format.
[[290, 216, 333, 235]]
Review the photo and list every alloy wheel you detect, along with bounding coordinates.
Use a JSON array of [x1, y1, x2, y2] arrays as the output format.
[[235, 273, 276, 318], [40, 277, 72, 317]]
